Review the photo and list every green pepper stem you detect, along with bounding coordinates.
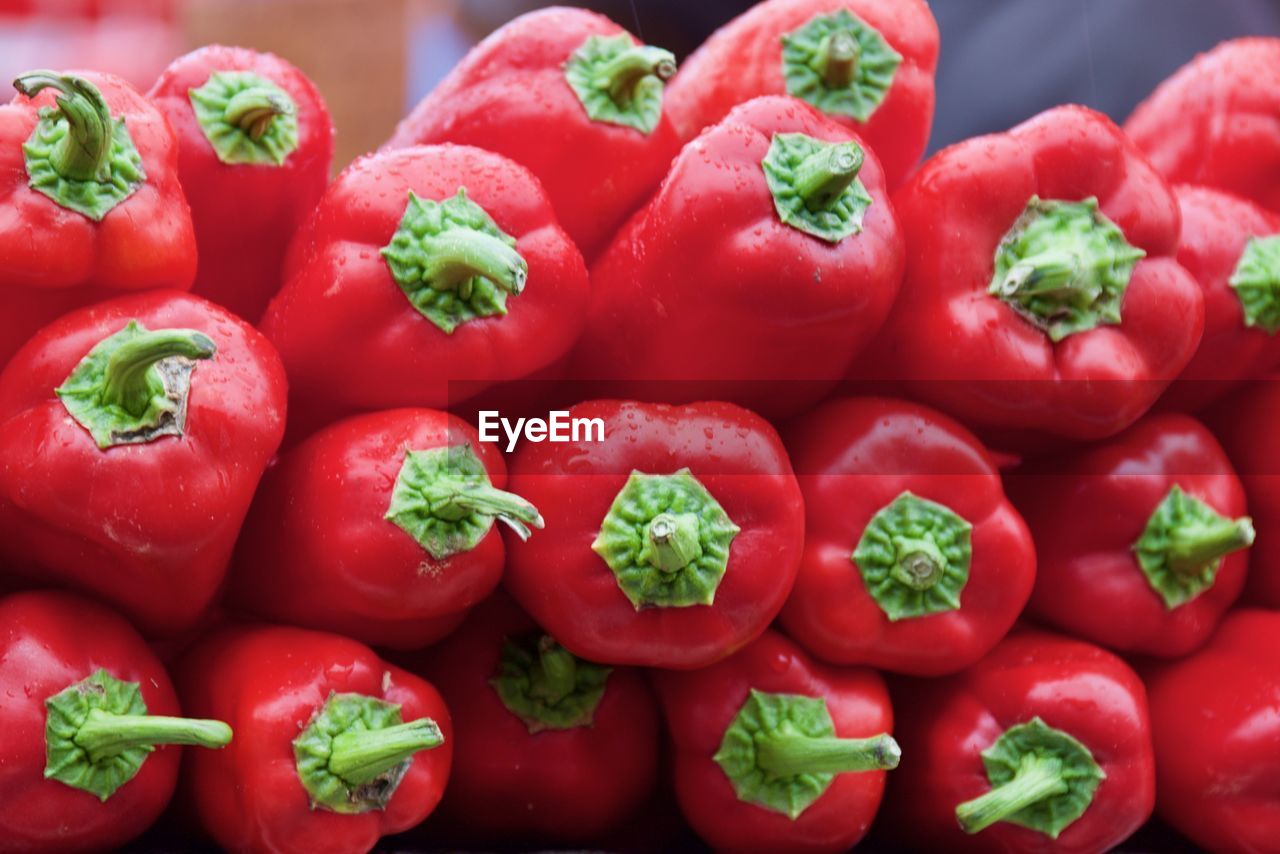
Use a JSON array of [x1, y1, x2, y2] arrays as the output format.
[[327, 719, 444, 785], [99, 329, 216, 417], [13, 71, 115, 182], [816, 31, 860, 88], [223, 86, 292, 140], [73, 708, 231, 763], [420, 230, 528, 298], [530, 637, 577, 705], [793, 142, 864, 212], [1166, 517, 1255, 574], [955, 753, 1069, 834], [994, 248, 1086, 301], [594, 44, 677, 104], [430, 479, 544, 538], [646, 512, 703, 573], [755, 732, 901, 777], [892, 536, 947, 591]]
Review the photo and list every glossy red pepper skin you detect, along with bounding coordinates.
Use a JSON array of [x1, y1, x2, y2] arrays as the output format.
[[1144, 609, 1280, 854], [408, 592, 659, 843], [147, 45, 335, 322], [385, 8, 681, 259], [1160, 186, 1280, 411], [504, 400, 804, 669], [1125, 38, 1280, 214], [0, 591, 199, 853], [859, 105, 1203, 443], [665, 0, 938, 189], [260, 144, 589, 436], [1207, 378, 1280, 607], [780, 398, 1035, 675], [1009, 414, 1249, 657], [885, 630, 1156, 854], [0, 71, 195, 371], [0, 291, 286, 636], [229, 409, 516, 649], [177, 625, 453, 854], [652, 630, 894, 853], [573, 96, 904, 418]]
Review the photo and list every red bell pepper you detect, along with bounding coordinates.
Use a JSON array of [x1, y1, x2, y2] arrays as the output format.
[[0, 590, 231, 853], [573, 95, 904, 417], [779, 397, 1035, 676], [0, 290, 287, 636], [0, 69, 195, 370], [665, 0, 938, 189], [858, 105, 1204, 442], [147, 45, 335, 321], [1144, 609, 1280, 854], [885, 629, 1155, 853], [409, 592, 659, 843], [651, 629, 898, 853], [229, 408, 543, 649], [385, 7, 681, 259], [1009, 413, 1252, 657], [1125, 38, 1280, 214], [260, 144, 589, 434], [503, 399, 804, 669], [177, 625, 452, 854], [1206, 377, 1280, 607]]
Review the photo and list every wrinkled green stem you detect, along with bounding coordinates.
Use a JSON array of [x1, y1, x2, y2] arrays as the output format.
[[594, 45, 677, 103], [815, 31, 859, 88], [646, 512, 703, 573], [793, 142, 864, 211], [327, 719, 444, 785], [74, 709, 231, 763], [100, 329, 216, 416], [1166, 517, 1256, 574], [13, 71, 114, 181], [955, 754, 1068, 834], [755, 732, 901, 776], [530, 637, 577, 705], [223, 86, 292, 140], [420, 231, 528, 298]]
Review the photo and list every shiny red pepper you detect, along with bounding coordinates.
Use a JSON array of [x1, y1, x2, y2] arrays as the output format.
[[665, 0, 938, 189], [385, 7, 681, 259], [147, 45, 335, 321], [885, 629, 1156, 853], [1161, 186, 1280, 411], [573, 96, 903, 417], [504, 399, 804, 669], [0, 591, 231, 853], [409, 592, 659, 843], [1126, 38, 1280, 214], [229, 408, 543, 649], [651, 630, 898, 853], [0, 291, 286, 636], [0, 70, 195, 370], [177, 625, 452, 854], [780, 397, 1035, 676], [859, 105, 1204, 443], [1206, 377, 1280, 607], [1144, 609, 1280, 854], [260, 144, 589, 435], [1009, 414, 1252, 657]]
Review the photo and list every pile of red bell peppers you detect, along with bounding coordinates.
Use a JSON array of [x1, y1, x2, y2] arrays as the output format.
[[1, 2, 1278, 852]]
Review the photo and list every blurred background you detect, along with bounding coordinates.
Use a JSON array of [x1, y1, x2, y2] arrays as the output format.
[[2, 0, 1278, 169]]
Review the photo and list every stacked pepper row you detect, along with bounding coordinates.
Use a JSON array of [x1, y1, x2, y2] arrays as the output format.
[[0, 1, 1279, 852]]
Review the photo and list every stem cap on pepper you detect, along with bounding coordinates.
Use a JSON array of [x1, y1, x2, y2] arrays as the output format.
[[1229, 234, 1280, 334], [489, 632, 612, 733], [780, 9, 903, 123], [563, 33, 676, 134], [762, 132, 873, 243], [188, 70, 299, 166], [1133, 485, 1254, 609]]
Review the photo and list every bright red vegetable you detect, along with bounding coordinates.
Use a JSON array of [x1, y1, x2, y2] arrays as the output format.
[[885, 629, 1155, 853], [1144, 609, 1280, 854], [503, 399, 804, 669], [147, 45, 335, 321], [665, 0, 938, 189], [0, 291, 286, 636], [1206, 377, 1280, 607], [410, 592, 659, 843], [177, 625, 452, 854], [229, 408, 542, 649], [1162, 186, 1280, 411], [780, 398, 1035, 676], [0, 69, 195, 370], [858, 105, 1204, 443], [385, 7, 681, 259], [652, 629, 898, 853], [573, 96, 903, 417], [1009, 414, 1252, 657], [0, 591, 231, 853], [1125, 38, 1280, 214], [260, 144, 589, 435]]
